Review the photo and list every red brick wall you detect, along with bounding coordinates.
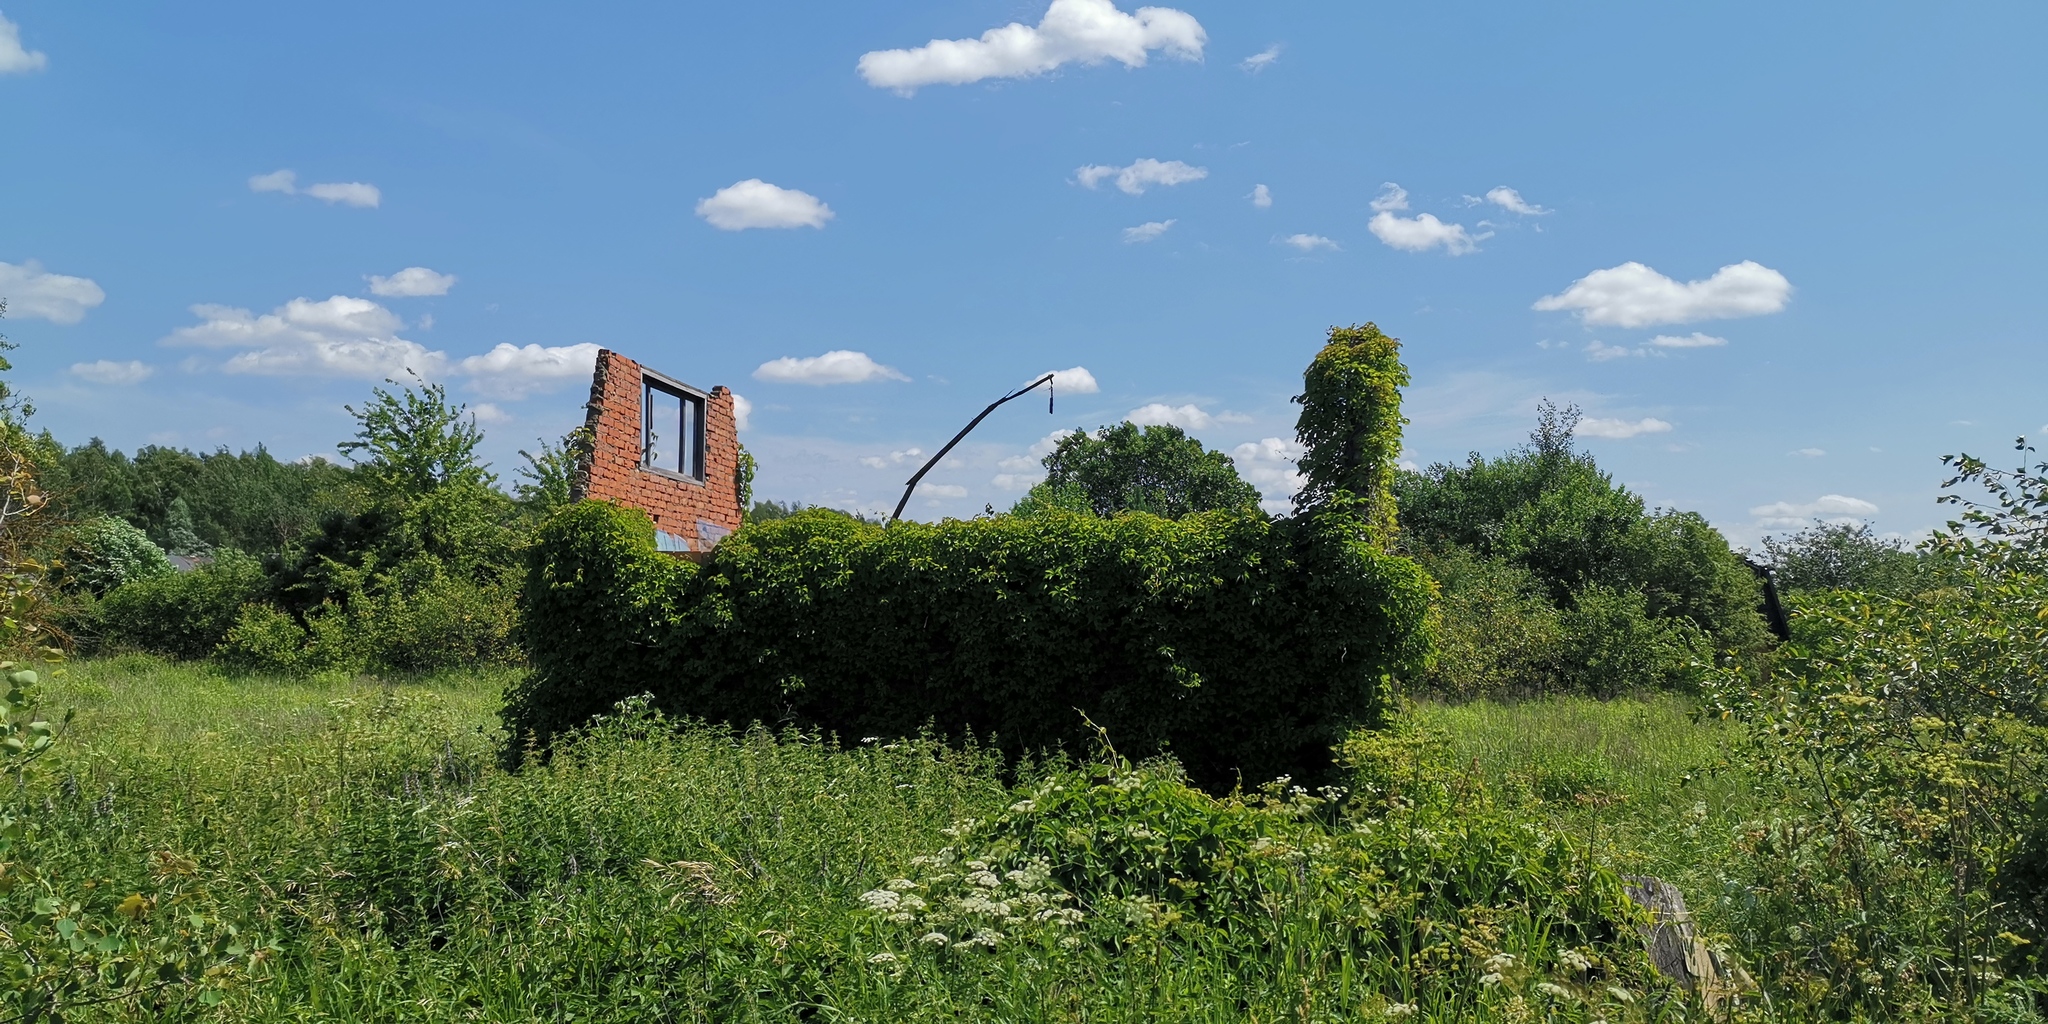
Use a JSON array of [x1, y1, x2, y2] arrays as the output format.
[[570, 349, 743, 554]]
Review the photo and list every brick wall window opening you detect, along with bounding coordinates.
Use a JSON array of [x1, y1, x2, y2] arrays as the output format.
[[642, 374, 706, 481]]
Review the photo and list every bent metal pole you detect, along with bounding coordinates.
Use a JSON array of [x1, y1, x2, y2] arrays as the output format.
[[889, 374, 1056, 523]]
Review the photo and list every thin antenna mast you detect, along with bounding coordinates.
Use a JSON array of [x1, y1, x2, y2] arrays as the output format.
[[890, 374, 1056, 522]]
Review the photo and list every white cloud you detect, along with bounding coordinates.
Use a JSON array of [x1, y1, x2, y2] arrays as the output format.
[[857, 0, 1205, 94], [1366, 184, 1481, 254], [1232, 437, 1305, 513], [1122, 219, 1175, 243], [1534, 260, 1792, 328], [696, 179, 834, 231], [1482, 186, 1547, 215], [1749, 494, 1879, 528], [1248, 183, 1272, 208], [1239, 44, 1281, 72], [993, 429, 1082, 488], [923, 483, 969, 499], [1281, 233, 1338, 252], [248, 170, 297, 194], [1577, 416, 1673, 439], [246, 170, 382, 207], [455, 342, 601, 399], [0, 13, 47, 74], [1647, 332, 1729, 349], [165, 295, 446, 380], [1074, 158, 1207, 195], [1369, 211, 1480, 255], [1126, 402, 1210, 429], [754, 350, 908, 385], [1790, 448, 1826, 457], [860, 447, 925, 470], [1583, 340, 1642, 362], [303, 182, 381, 208], [69, 359, 154, 385], [1039, 366, 1099, 394], [732, 392, 752, 431], [368, 267, 457, 297], [0, 260, 106, 324], [471, 403, 512, 425]]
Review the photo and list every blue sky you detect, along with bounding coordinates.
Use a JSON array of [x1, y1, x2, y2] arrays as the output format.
[[2, 1, 2042, 542]]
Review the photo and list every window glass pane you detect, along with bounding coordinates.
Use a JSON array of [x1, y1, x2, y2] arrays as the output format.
[[644, 383, 684, 474], [680, 394, 704, 479]]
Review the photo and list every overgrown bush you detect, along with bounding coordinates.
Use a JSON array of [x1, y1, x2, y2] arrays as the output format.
[[506, 499, 1432, 789], [1016, 422, 1259, 518], [55, 515, 174, 596], [90, 551, 265, 660]]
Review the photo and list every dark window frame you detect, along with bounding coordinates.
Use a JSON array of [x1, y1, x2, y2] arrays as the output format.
[[640, 370, 707, 483]]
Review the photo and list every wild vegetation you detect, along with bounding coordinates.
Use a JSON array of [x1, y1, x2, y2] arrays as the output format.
[[4, 311, 2048, 1020]]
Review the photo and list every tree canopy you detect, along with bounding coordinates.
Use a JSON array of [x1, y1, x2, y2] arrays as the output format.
[[1018, 422, 1259, 519]]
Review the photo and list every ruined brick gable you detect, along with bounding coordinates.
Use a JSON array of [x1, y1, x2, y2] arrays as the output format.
[[570, 349, 743, 554]]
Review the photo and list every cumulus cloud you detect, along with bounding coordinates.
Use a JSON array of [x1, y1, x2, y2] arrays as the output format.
[[1122, 219, 1175, 243], [1239, 44, 1281, 72], [696, 179, 834, 231], [165, 295, 444, 380], [1126, 402, 1210, 429], [1648, 332, 1729, 349], [470, 403, 511, 425], [455, 342, 601, 399], [732, 393, 752, 431], [1583, 340, 1643, 362], [246, 170, 381, 208], [1281, 233, 1339, 252], [1790, 448, 1826, 457], [368, 267, 457, 297], [0, 13, 47, 74], [861, 447, 926, 470], [1248, 183, 1271, 208], [1366, 183, 1482, 255], [1534, 260, 1792, 328], [923, 483, 970, 499], [1232, 437, 1305, 513], [1750, 494, 1879, 528], [69, 359, 154, 386], [1577, 416, 1673, 439], [0, 260, 106, 324], [1075, 158, 1207, 195], [1481, 186, 1547, 215], [754, 350, 908, 385], [857, 0, 1205, 94], [993, 429, 1082, 489], [1038, 366, 1100, 394]]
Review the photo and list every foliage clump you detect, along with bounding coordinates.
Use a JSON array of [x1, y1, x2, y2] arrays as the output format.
[[1015, 422, 1259, 519], [506, 498, 1431, 789], [1292, 322, 1409, 542]]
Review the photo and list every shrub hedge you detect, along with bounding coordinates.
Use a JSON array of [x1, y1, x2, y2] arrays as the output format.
[[504, 499, 1433, 789]]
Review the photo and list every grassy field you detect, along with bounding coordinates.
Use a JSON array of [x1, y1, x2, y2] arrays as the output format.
[[0, 658, 1922, 1022]]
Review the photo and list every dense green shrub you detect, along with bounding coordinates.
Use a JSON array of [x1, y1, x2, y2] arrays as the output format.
[[505, 498, 1433, 789], [1761, 519, 1927, 595], [56, 515, 173, 596], [1292, 322, 1409, 540], [1409, 547, 1565, 699], [91, 551, 265, 659]]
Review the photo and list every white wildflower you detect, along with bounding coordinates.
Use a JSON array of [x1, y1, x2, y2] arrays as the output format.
[[968, 870, 1002, 888], [1605, 986, 1634, 1003], [886, 878, 919, 892], [866, 951, 899, 965], [858, 889, 902, 911], [1383, 1004, 1418, 1019], [919, 931, 949, 946], [884, 912, 918, 924], [1483, 952, 1517, 973], [1558, 948, 1592, 973], [1008, 798, 1036, 813], [965, 859, 989, 871], [1480, 972, 1505, 986], [1535, 982, 1572, 999]]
